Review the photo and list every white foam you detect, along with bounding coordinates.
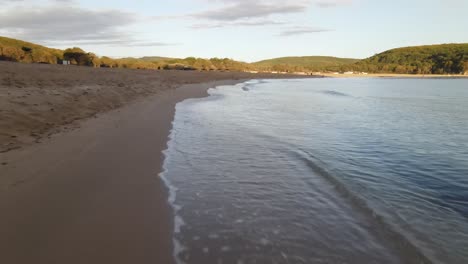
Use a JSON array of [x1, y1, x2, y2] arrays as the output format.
[[157, 80, 254, 264], [208, 233, 219, 239], [159, 132, 187, 263], [260, 238, 270, 246], [174, 215, 185, 234], [221, 246, 231, 252]]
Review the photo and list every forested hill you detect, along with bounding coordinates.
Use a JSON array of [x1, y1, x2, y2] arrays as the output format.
[[350, 44, 468, 74], [0, 36, 64, 64], [0, 36, 251, 71], [253, 56, 359, 72], [1, 36, 467, 74]]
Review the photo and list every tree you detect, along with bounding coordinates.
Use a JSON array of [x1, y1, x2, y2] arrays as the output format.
[[64, 47, 89, 66], [463, 61, 468, 74], [87, 53, 101, 67]]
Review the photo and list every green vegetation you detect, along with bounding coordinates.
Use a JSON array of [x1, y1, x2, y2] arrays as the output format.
[[1, 36, 467, 75], [63, 47, 101, 67], [158, 57, 252, 71], [253, 56, 359, 72], [0, 36, 163, 69], [347, 44, 468, 74], [254, 45, 468, 75], [0, 36, 251, 71], [0, 36, 63, 64]]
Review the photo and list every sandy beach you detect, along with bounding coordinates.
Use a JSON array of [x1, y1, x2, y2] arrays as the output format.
[[0, 61, 308, 153], [0, 61, 309, 263]]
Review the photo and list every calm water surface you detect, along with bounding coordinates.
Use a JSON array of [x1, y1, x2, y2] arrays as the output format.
[[160, 78, 468, 264]]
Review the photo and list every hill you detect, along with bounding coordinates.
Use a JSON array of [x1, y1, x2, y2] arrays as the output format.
[[0, 36, 162, 69], [2, 36, 467, 74], [0, 36, 251, 71], [0, 36, 64, 64], [350, 44, 468, 74], [253, 56, 359, 71]]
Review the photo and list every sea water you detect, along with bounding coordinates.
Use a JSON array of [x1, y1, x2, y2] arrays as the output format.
[[160, 78, 468, 264]]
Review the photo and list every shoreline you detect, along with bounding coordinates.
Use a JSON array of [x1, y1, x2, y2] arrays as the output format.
[[0, 79, 247, 264], [0, 61, 312, 154], [321, 73, 468, 78]]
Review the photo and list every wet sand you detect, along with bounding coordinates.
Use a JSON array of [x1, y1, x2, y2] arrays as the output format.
[[0, 82, 222, 263], [0, 61, 310, 263]]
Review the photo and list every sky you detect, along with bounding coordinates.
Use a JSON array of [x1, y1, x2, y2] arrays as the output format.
[[0, 0, 467, 62]]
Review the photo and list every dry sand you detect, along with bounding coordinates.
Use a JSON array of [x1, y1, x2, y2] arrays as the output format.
[[0, 61, 310, 263], [0, 61, 306, 153]]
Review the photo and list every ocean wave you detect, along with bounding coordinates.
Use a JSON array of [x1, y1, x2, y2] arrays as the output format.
[[290, 147, 434, 264], [320, 90, 351, 97]]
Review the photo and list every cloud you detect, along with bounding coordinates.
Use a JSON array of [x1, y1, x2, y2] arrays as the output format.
[[315, 0, 351, 8], [191, 19, 287, 29], [186, 1, 341, 37], [0, 0, 347, 48], [0, 6, 135, 40], [192, 1, 309, 21], [279, 26, 332, 36], [0, 1, 173, 47], [193, 1, 307, 21], [150, 0, 348, 33], [191, 0, 351, 21]]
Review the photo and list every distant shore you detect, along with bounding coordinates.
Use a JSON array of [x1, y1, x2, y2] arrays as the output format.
[[321, 73, 468, 78], [0, 61, 312, 264]]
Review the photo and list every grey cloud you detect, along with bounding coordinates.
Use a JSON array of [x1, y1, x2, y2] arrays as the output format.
[[191, 19, 287, 29], [315, 0, 351, 8], [191, 0, 350, 23], [0, 6, 135, 40], [155, 0, 349, 31], [193, 1, 307, 21], [0, 3, 172, 48], [279, 27, 332, 36]]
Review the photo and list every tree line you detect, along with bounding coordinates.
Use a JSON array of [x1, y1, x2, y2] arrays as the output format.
[[1, 36, 467, 74], [0, 37, 251, 71], [342, 44, 468, 74]]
